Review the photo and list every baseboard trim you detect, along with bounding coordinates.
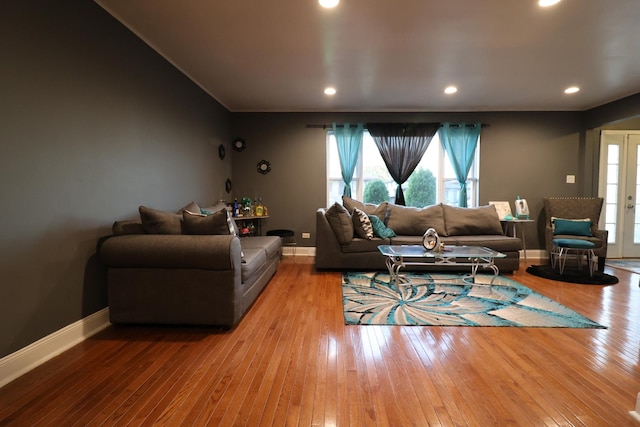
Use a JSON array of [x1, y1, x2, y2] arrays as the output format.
[[0, 308, 111, 388], [283, 246, 315, 257]]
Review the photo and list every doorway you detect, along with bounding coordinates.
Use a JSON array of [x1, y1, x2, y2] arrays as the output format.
[[599, 130, 640, 258]]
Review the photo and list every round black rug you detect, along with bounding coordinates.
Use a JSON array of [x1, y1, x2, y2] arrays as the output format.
[[526, 264, 618, 285]]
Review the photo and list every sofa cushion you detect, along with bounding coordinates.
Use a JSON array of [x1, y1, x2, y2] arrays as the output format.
[[182, 210, 229, 235], [552, 217, 592, 237], [325, 202, 354, 245], [177, 201, 201, 214], [443, 204, 503, 236], [341, 237, 391, 253], [342, 196, 388, 222], [369, 214, 396, 238], [386, 203, 447, 236], [352, 208, 374, 239], [139, 206, 182, 235]]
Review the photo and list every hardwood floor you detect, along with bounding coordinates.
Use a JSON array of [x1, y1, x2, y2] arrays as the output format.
[[1, 257, 639, 426]]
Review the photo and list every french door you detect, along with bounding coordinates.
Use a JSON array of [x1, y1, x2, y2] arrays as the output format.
[[599, 131, 640, 258]]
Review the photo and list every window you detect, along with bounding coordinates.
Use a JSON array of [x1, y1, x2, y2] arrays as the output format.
[[327, 131, 479, 207]]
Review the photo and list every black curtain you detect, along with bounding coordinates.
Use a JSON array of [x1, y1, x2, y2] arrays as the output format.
[[366, 122, 440, 205]]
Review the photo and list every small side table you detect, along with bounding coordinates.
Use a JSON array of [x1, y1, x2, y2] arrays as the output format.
[[501, 219, 535, 263]]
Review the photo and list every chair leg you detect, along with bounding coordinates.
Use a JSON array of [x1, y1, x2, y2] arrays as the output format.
[[598, 256, 606, 272]]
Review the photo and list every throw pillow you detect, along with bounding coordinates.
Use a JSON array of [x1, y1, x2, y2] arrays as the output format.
[[369, 214, 396, 238], [352, 208, 374, 239], [139, 206, 182, 235], [442, 204, 504, 236], [342, 196, 388, 222], [177, 201, 201, 214], [552, 218, 592, 236], [182, 209, 229, 235], [325, 202, 354, 245]]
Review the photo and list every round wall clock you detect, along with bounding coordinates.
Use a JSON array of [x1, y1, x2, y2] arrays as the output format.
[[257, 160, 271, 175], [232, 137, 246, 152]]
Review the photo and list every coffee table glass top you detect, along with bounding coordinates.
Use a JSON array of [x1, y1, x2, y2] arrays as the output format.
[[378, 245, 506, 259]]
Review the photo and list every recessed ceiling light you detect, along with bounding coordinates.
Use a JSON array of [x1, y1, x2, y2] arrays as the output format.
[[324, 87, 336, 96], [319, 0, 339, 8], [564, 86, 580, 94], [444, 86, 458, 94], [539, 0, 561, 7]]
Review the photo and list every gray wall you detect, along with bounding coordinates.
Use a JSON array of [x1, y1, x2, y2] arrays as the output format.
[[0, 1, 231, 358]]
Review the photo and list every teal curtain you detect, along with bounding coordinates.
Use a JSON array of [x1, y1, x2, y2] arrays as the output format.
[[439, 122, 482, 207], [332, 123, 364, 197]]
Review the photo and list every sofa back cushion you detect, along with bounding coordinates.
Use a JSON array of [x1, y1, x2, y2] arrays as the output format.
[[182, 210, 230, 235], [342, 196, 388, 222], [443, 204, 503, 236], [139, 206, 183, 235], [325, 202, 354, 245], [386, 203, 447, 236]]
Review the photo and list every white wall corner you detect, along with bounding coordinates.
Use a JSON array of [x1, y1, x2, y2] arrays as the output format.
[[0, 308, 111, 389]]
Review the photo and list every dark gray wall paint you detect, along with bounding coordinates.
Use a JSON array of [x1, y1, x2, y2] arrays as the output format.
[[0, 1, 231, 358]]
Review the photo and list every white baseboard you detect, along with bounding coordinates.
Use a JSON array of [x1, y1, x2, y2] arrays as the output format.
[[0, 308, 111, 388], [283, 246, 316, 257]]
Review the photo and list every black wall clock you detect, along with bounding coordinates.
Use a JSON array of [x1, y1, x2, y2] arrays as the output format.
[[257, 160, 271, 175], [232, 137, 246, 152]]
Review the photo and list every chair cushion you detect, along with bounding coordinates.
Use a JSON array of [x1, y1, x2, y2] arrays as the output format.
[[552, 238, 596, 249], [552, 218, 592, 236]]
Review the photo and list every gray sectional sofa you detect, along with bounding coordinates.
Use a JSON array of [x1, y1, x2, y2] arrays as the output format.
[[98, 202, 281, 328], [315, 197, 522, 272]]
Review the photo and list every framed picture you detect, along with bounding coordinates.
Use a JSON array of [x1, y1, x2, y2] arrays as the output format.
[[489, 201, 513, 220], [515, 198, 530, 219]]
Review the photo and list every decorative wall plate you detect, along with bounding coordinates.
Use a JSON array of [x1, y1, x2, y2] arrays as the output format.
[[225, 178, 232, 193], [232, 137, 246, 152], [257, 160, 271, 175], [218, 144, 226, 160]]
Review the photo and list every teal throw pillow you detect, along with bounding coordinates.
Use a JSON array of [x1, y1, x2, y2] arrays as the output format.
[[553, 218, 592, 237], [369, 214, 396, 238]]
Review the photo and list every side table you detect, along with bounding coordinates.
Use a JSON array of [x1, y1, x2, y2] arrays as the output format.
[[500, 219, 535, 263]]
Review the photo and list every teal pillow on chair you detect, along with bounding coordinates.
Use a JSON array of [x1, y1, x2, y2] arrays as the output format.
[[369, 215, 396, 238], [553, 218, 592, 236]]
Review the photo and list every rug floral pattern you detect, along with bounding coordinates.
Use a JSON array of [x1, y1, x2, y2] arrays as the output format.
[[342, 272, 605, 328]]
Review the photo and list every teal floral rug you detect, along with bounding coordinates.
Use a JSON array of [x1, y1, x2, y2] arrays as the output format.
[[342, 272, 605, 328]]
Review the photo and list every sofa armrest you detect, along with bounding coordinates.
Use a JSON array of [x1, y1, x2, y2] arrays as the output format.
[[99, 234, 241, 270]]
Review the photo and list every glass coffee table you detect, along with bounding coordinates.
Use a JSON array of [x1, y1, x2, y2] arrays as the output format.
[[377, 245, 506, 288]]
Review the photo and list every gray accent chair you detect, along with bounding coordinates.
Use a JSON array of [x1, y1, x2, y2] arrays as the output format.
[[543, 197, 608, 272]]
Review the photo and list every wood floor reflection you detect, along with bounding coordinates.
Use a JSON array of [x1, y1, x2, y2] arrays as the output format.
[[1, 257, 639, 426]]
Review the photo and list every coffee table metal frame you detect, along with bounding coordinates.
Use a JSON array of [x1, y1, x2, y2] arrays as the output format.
[[377, 245, 506, 288]]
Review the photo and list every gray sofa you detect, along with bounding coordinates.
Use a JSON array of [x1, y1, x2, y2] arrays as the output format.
[[316, 197, 522, 272], [98, 202, 282, 328]]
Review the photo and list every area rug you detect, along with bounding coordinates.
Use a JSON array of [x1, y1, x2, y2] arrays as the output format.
[[605, 258, 640, 275], [342, 272, 605, 328], [526, 265, 618, 285]]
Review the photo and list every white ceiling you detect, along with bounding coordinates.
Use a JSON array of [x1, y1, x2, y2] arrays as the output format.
[[96, 0, 640, 113]]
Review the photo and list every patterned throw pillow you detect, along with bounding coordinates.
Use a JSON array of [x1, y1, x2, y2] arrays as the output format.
[[369, 214, 396, 239], [352, 207, 374, 239]]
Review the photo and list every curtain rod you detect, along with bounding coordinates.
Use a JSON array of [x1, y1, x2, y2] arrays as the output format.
[[305, 123, 490, 129]]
